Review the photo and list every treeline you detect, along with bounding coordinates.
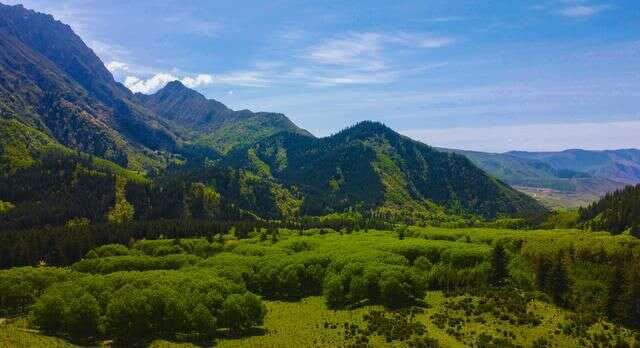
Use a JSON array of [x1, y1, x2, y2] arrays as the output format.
[[579, 184, 640, 234], [0, 215, 392, 268], [3, 267, 265, 345]]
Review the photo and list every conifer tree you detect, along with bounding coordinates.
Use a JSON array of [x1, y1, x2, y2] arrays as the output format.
[[489, 244, 508, 287]]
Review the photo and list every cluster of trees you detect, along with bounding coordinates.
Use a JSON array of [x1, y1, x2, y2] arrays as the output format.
[[0, 212, 399, 268], [6, 226, 640, 344], [29, 270, 266, 344], [579, 184, 640, 234], [0, 149, 117, 229]]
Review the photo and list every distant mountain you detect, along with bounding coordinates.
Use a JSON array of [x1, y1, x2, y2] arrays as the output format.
[[507, 149, 640, 185], [224, 121, 546, 219], [136, 81, 312, 153], [0, 3, 178, 169], [442, 148, 638, 209]]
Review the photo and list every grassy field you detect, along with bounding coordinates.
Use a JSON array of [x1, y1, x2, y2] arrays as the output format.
[[2, 226, 640, 347], [3, 294, 635, 347]]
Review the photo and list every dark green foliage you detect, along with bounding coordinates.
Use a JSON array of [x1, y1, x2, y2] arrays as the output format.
[[489, 244, 508, 287], [32, 282, 101, 341], [0, 267, 80, 316], [579, 184, 640, 234], [220, 293, 266, 334], [30, 269, 263, 344], [224, 121, 546, 220], [548, 257, 570, 306]]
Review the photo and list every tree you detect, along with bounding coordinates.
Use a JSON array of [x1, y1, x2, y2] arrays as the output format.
[[66, 292, 101, 341], [106, 286, 153, 343], [190, 304, 217, 339], [221, 293, 266, 334], [606, 264, 625, 321], [380, 274, 410, 309], [489, 244, 508, 287], [617, 267, 640, 328], [106, 176, 135, 224], [548, 257, 570, 306], [32, 290, 66, 334]]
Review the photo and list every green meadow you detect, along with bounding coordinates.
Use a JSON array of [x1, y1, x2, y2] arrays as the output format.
[[2, 227, 640, 347]]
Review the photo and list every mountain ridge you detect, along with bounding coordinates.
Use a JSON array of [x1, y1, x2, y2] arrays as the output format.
[[135, 80, 313, 153]]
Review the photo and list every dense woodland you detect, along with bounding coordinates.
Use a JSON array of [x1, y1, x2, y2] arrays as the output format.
[[579, 184, 640, 235]]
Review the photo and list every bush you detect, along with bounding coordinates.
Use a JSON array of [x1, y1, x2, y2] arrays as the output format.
[[221, 293, 266, 334]]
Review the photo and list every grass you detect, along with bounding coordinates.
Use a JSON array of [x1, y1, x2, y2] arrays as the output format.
[[0, 318, 73, 348], [7, 293, 634, 347], [3, 226, 640, 347]]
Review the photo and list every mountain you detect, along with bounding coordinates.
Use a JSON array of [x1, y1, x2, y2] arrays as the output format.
[[442, 148, 636, 209], [0, 3, 179, 169], [135, 81, 312, 153], [507, 149, 640, 185], [0, 3, 547, 229], [223, 121, 546, 219]]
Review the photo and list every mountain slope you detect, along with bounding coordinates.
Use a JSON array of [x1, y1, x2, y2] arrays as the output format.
[[442, 148, 631, 208], [224, 121, 546, 219], [578, 183, 640, 234], [136, 81, 312, 153], [508, 149, 640, 185], [0, 3, 178, 168]]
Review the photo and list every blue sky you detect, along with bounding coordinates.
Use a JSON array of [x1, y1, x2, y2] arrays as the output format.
[[7, 0, 640, 152]]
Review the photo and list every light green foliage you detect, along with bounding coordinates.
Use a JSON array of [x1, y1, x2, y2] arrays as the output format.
[[64, 217, 90, 227], [106, 176, 135, 224], [5, 226, 640, 346], [188, 182, 221, 219], [0, 200, 15, 214]]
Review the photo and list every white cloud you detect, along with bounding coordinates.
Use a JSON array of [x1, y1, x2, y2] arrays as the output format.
[[559, 5, 609, 18], [106, 61, 128, 73], [306, 32, 384, 67], [123, 70, 269, 94], [402, 120, 640, 152], [124, 73, 178, 94]]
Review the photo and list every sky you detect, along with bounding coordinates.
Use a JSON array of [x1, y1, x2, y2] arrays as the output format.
[[5, 0, 640, 152]]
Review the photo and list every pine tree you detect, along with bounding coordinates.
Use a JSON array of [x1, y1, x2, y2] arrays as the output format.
[[606, 264, 625, 321], [489, 244, 508, 287], [548, 257, 570, 306]]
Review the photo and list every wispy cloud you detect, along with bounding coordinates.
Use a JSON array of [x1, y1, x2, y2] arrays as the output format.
[[163, 15, 221, 38], [425, 16, 465, 23], [558, 4, 610, 18], [305, 32, 455, 67], [297, 31, 455, 86], [305, 32, 385, 68]]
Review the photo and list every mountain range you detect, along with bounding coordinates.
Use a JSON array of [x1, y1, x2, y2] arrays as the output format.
[[1, 3, 635, 229], [441, 148, 640, 208]]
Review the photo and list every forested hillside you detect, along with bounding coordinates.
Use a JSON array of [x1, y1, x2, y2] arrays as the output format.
[[0, 3, 178, 169], [579, 184, 640, 234], [224, 121, 546, 220]]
